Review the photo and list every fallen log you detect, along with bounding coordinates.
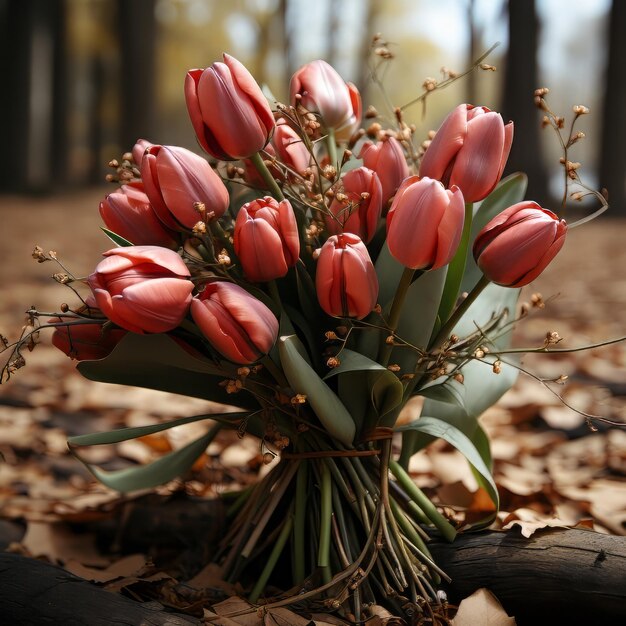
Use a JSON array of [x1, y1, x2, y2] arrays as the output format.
[[1, 501, 625, 625], [429, 528, 626, 625], [0, 551, 202, 625]]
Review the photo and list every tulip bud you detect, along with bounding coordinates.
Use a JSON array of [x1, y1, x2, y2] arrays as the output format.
[[88, 246, 193, 334], [234, 196, 300, 282], [191, 282, 278, 364], [141, 145, 229, 230], [290, 60, 362, 141], [272, 119, 311, 175], [315, 233, 378, 320], [386, 176, 465, 270], [132, 138, 153, 165], [325, 167, 383, 243], [185, 53, 275, 160], [419, 104, 513, 202], [49, 319, 126, 361], [472, 201, 567, 287], [360, 137, 410, 208], [99, 182, 179, 249]]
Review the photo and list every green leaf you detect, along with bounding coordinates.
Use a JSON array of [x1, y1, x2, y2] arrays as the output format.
[[72, 426, 220, 492], [279, 335, 355, 445], [78, 333, 259, 410], [418, 377, 465, 407], [461, 172, 528, 293], [101, 227, 134, 247], [68, 411, 247, 447], [325, 349, 404, 434], [398, 416, 499, 527], [391, 266, 447, 373], [374, 243, 404, 307]]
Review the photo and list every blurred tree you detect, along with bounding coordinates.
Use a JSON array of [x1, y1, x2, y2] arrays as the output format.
[[0, 0, 67, 192], [599, 0, 626, 216], [466, 0, 478, 105], [501, 0, 548, 204], [116, 0, 156, 152]]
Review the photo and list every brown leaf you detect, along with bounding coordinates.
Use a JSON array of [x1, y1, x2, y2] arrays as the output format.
[[452, 588, 516, 625]]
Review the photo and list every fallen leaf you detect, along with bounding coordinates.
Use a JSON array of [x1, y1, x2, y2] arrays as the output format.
[[452, 588, 516, 625]]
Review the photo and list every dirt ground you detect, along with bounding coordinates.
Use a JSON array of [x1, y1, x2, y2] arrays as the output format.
[[0, 190, 625, 622]]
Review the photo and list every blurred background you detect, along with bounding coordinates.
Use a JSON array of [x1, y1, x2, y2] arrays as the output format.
[[0, 0, 625, 214]]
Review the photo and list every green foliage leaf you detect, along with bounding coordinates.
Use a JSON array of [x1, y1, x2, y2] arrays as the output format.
[[391, 266, 447, 373], [279, 335, 355, 445], [68, 411, 247, 447], [77, 333, 259, 410], [397, 416, 499, 527], [325, 349, 403, 434], [101, 227, 134, 247], [73, 426, 220, 492]]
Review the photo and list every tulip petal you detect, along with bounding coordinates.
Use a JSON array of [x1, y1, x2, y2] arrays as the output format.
[[419, 104, 468, 182], [451, 112, 505, 202]]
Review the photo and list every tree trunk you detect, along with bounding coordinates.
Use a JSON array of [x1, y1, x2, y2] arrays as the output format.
[[501, 0, 548, 205], [599, 0, 626, 216], [116, 0, 157, 152], [0, 0, 65, 192]]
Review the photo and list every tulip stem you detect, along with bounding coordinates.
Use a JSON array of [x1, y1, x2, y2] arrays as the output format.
[[433, 201, 474, 334], [378, 267, 415, 367], [326, 128, 338, 170], [250, 151, 284, 201], [429, 274, 490, 351]]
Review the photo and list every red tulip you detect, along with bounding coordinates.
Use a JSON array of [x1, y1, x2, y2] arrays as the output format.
[[290, 60, 362, 141], [185, 54, 275, 160], [141, 145, 229, 231], [234, 196, 300, 282], [419, 104, 513, 202], [325, 167, 383, 244], [191, 282, 278, 364], [272, 119, 311, 175], [386, 176, 465, 270], [99, 182, 178, 249], [49, 319, 126, 361], [88, 246, 193, 334], [473, 201, 568, 287], [315, 233, 378, 320], [360, 137, 410, 208]]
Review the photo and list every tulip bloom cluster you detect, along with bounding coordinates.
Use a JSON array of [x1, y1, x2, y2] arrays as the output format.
[[45, 52, 570, 372]]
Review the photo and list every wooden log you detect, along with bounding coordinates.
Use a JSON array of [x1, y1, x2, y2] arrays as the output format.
[[429, 528, 626, 625], [0, 552, 202, 625]]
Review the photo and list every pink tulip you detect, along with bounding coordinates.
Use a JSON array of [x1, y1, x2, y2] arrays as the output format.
[[272, 119, 311, 175], [315, 233, 378, 320], [185, 54, 275, 160], [141, 145, 229, 230], [290, 60, 362, 141], [191, 282, 278, 364], [325, 167, 383, 244], [99, 182, 178, 249], [243, 119, 311, 187], [88, 246, 193, 334], [419, 104, 513, 203], [132, 139, 153, 165], [49, 319, 126, 361], [360, 137, 410, 208], [473, 201, 567, 287], [386, 176, 465, 270], [234, 196, 300, 282]]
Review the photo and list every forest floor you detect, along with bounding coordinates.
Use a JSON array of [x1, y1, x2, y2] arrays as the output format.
[[0, 189, 625, 624]]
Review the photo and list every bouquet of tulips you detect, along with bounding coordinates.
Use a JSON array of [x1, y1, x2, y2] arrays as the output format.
[[4, 49, 596, 620]]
